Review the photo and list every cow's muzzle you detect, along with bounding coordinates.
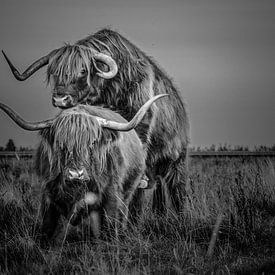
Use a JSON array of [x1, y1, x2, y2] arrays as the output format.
[[52, 95, 75, 108], [65, 168, 89, 181]]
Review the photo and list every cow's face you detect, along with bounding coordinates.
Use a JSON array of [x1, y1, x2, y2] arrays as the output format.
[[62, 150, 91, 182], [50, 68, 91, 109], [55, 156, 92, 216], [59, 155, 101, 225], [47, 45, 118, 109]]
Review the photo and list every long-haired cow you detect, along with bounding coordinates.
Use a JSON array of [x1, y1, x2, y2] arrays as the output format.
[[0, 94, 167, 243], [2, 28, 190, 213]]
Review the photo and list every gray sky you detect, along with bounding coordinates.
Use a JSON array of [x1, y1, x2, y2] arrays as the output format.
[[0, 0, 274, 148]]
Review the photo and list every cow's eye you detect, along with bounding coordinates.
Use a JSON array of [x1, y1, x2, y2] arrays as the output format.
[[80, 69, 87, 76]]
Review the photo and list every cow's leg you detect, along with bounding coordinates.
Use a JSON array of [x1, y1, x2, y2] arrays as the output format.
[[40, 194, 61, 247], [152, 176, 166, 214], [122, 168, 147, 227], [101, 189, 119, 238], [76, 209, 101, 241], [152, 151, 188, 214], [101, 186, 133, 239], [88, 210, 101, 238], [128, 188, 145, 225]]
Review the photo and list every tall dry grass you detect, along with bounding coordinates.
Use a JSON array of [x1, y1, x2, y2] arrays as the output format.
[[0, 156, 275, 274]]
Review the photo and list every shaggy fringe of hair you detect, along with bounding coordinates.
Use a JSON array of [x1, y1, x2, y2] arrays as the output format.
[[38, 106, 115, 178], [47, 45, 95, 87], [52, 108, 99, 165]]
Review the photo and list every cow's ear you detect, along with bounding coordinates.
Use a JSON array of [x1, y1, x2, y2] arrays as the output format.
[[99, 129, 120, 145]]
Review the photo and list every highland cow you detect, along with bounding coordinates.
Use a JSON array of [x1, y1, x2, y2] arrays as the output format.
[[0, 94, 166, 243], [2, 28, 190, 213]]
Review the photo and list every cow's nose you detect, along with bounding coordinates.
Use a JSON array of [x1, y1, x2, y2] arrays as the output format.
[[53, 95, 72, 107], [68, 169, 85, 180]]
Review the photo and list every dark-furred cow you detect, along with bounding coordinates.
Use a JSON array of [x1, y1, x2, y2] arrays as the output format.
[[0, 94, 167, 243], [2, 28, 190, 213]]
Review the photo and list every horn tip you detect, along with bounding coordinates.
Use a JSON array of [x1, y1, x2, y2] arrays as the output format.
[[2, 50, 8, 59], [1, 50, 13, 67]]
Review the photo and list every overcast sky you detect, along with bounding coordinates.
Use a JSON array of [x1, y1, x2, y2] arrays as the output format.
[[0, 0, 274, 148]]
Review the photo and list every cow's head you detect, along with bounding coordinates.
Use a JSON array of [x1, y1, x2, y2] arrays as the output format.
[[2, 45, 118, 108]]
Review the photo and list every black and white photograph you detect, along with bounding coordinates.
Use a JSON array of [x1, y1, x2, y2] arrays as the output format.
[[0, 0, 274, 273]]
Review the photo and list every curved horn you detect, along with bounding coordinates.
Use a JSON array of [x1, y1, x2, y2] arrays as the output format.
[[93, 52, 118, 79], [2, 50, 51, 81], [0, 102, 54, 130], [97, 94, 168, 131]]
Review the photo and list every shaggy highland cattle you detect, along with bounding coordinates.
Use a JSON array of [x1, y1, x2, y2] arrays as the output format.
[[2, 28, 190, 213], [0, 94, 167, 243]]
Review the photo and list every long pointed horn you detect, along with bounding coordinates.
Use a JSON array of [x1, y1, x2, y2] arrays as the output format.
[[93, 52, 118, 79], [0, 102, 54, 130], [97, 94, 168, 131], [2, 50, 51, 81]]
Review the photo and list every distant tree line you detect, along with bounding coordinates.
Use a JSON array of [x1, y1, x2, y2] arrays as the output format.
[[1, 139, 274, 153], [0, 139, 33, 152], [190, 143, 275, 152]]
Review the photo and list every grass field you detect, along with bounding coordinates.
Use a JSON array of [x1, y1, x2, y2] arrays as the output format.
[[0, 156, 275, 274]]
